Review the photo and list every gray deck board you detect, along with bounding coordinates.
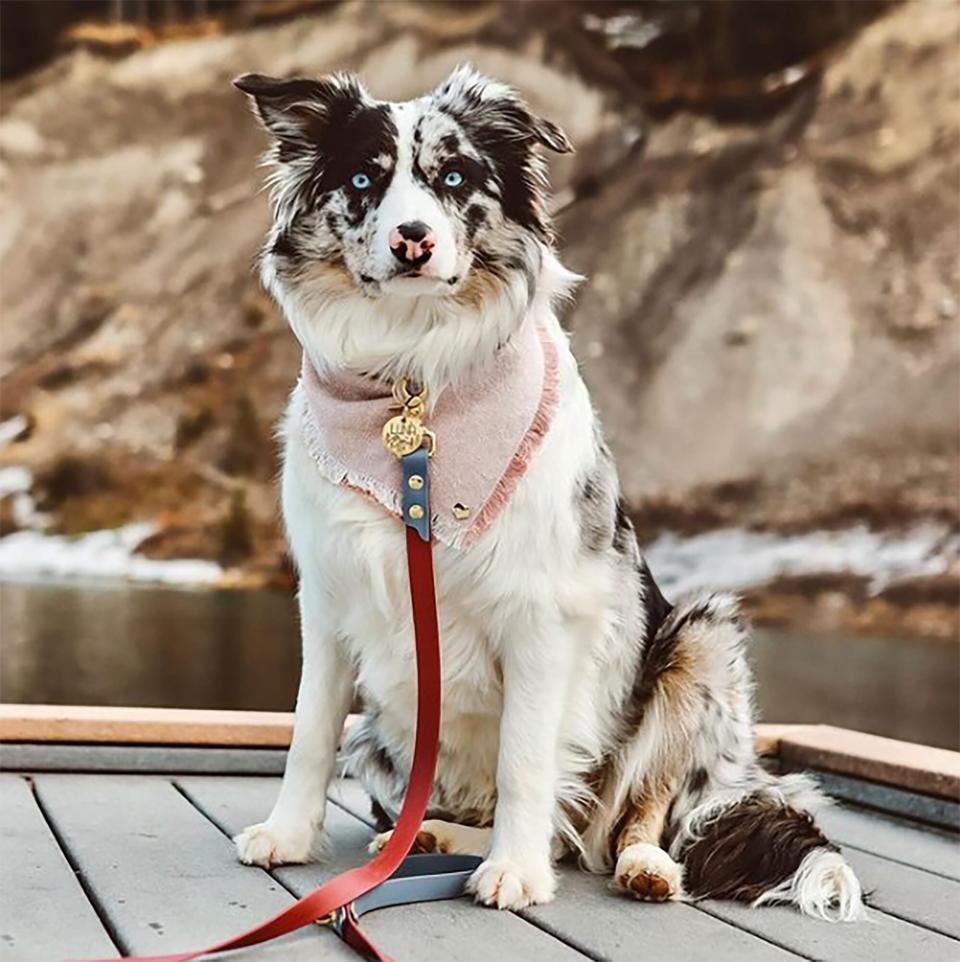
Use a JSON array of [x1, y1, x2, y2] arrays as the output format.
[[179, 776, 590, 962], [817, 803, 960, 881], [0, 775, 117, 962], [2, 744, 287, 775], [328, 777, 806, 962], [331, 777, 960, 962], [842, 847, 960, 939], [798, 769, 960, 830], [6, 762, 959, 962], [696, 894, 959, 962], [525, 869, 804, 962], [32, 774, 348, 960]]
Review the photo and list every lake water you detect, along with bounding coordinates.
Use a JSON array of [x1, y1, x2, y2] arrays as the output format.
[[1, 579, 957, 750]]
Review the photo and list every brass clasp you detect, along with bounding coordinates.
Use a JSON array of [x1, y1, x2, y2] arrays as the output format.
[[382, 378, 436, 459]]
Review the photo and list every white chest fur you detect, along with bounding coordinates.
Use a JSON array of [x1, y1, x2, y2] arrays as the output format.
[[280, 318, 626, 820]]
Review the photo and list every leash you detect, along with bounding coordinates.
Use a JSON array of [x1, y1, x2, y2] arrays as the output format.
[[67, 384, 481, 962]]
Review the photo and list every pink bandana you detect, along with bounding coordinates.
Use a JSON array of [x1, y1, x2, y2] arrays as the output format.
[[298, 317, 559, 548]]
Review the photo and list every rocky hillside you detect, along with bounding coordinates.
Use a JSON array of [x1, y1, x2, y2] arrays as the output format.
[[1, 1, 957, 634]]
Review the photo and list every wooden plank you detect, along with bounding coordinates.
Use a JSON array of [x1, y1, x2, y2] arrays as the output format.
[[329, 778, 804, 962], [840, 848, 960, 939], [0, 703, 784, 755], [524, 869, 803, 962], [0, 775, 117, 962], [754, 724, 812, 756], [779, 726, 960, 801], [179, 776, 591, 962], [31, 774, 350, 959], [0, 705, 297, 747], [817, 804, 960, 881], [8, 707, 959, 802], [8, 741, 958, 832], [1, 743, 288, 775], [696, 893, 960, 962], [329, 781, 960, 962], [800, 769, 960, 830]]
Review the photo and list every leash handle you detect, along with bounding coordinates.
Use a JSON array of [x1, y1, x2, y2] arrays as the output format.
[[65, 445, 458, 962]]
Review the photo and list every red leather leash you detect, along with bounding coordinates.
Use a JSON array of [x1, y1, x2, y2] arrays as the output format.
[[68, 444, 445, 962]]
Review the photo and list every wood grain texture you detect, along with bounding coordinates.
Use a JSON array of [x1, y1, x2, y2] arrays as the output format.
[[328, 777, 960, 962], [6, 771, 960, 962], [0, 705, 296, 747], [1, 743, 288, 775], [805, 769, 960, 829], [817, 804, 960, 881], [330, 779, 803, 962], [0, 704, 793, 755], [178, 776, 590, 962], [327, 780, 804, 961], [6, 706, 958, 803], [30, 774, 348, 959], [524, 868, 803, 962], [696, 896, 960, 962], [779, 726, 960, 800], [0, 775, 117, 962], [843, 847, 960, 939]]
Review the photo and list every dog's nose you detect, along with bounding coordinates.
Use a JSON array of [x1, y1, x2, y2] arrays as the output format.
[[390, 221, 435, 264]]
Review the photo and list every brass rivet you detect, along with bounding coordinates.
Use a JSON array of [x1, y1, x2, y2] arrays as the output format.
[[452, 503, 470, 520], [408, 474, 424, 490], [409, 504, 424, 520]]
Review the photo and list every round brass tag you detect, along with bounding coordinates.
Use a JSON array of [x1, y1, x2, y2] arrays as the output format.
[[382, 414, 425, 458]]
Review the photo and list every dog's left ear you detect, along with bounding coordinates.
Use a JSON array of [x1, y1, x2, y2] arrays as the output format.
[[530, 115, 575, 155], [433, 64, 574, 155], [233, 72, 365, 148]]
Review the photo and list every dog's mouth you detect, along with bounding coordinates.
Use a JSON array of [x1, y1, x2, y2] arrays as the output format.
[[358, 250, 470, 292], [363, 268, 462, 293]]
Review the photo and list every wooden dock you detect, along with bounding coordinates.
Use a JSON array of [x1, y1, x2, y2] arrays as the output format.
[[2, 707, 958, 962]]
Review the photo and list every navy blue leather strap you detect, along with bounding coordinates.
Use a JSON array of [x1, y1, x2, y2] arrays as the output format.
[[341, 854, 483, 927], [401, 446, 431, 542]]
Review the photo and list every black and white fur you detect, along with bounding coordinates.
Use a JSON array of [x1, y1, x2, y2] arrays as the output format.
[[232, 65, 863, 921]]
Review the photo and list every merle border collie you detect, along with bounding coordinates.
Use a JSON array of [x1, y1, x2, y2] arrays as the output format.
[[231, 65, 863, 921]]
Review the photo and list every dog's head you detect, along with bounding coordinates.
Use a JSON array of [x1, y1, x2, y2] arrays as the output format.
[[234, 65, 572, 307]]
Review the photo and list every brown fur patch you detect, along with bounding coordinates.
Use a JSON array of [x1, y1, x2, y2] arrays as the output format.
[[619, 601, 719, 744], [681, 794, 835, 902], [615, 783, 676, 856], [452, 265, 504, 309]]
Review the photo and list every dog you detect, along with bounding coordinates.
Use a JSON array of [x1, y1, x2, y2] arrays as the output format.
[[231, 65, 863, 921]]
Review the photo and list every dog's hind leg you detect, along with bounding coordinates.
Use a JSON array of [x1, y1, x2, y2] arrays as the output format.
[[370, 820, 491, 857], [613, 783, 684, 901], [589, 591, 863, 920]]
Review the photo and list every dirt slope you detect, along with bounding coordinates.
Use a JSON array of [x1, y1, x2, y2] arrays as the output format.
[[1, 1, 957, 628]]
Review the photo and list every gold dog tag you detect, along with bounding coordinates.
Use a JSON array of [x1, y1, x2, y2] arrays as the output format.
[[382, 413, 425, 458], [382, 379, 436, 459]]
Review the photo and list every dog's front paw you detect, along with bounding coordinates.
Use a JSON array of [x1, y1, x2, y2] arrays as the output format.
[[615, 842, 683, 902], [234, 820, 325, 868], [468, 856, 556, 910]]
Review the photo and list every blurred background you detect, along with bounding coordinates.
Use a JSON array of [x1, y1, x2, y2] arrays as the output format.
[[0, 0, 957, 747]]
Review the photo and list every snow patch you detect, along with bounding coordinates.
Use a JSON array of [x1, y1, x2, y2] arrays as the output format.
[[0, 415, 30, 448], [0, 465, 49, 528], [0, 523, 223, 586], [0, 465, 32, 497], [645, 523, 957, 597]]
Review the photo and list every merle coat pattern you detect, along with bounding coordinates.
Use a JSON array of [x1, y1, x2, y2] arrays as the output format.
[[231, 65, 863, 921]]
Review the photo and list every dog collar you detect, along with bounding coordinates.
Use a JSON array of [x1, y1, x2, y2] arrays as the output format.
[[298, 315, 559, 548]]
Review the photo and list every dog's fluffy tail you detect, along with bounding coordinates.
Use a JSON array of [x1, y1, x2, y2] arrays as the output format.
[[674, 788, 865, 921]]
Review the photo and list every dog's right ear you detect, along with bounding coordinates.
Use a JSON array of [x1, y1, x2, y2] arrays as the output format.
[[233, 72, 365, 148]]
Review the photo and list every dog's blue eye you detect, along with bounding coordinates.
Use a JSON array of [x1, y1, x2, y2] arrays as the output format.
[[351, 172, 372, 190], [443, 170, 465, 189]]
